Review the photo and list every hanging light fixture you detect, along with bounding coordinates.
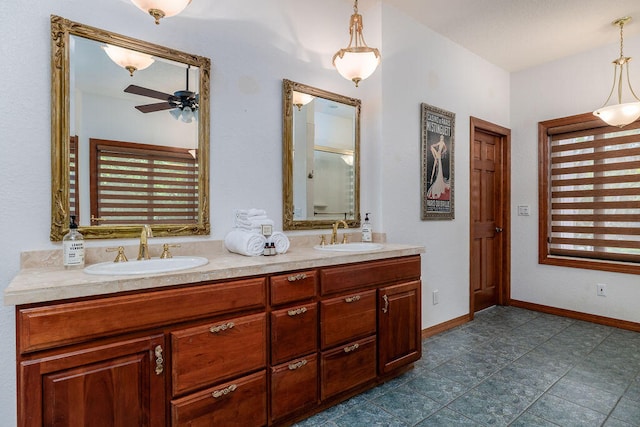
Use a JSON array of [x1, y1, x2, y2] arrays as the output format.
[[332, 0, 381, 87], [131, 0, 192, 25], [292, 91, 314, 111], [102, 45, 154, 76], [593, 17, 640, 127]]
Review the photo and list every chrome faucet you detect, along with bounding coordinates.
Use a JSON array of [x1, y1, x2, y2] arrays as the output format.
[[137, 225, 153, 260], [331, 220, 349, 245]]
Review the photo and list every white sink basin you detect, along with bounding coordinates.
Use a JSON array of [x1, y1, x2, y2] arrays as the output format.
[[84, 256, 209, 276], [313, 242, 384, 252]]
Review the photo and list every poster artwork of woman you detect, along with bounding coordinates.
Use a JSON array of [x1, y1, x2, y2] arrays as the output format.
[[427, 134, 450, 200]]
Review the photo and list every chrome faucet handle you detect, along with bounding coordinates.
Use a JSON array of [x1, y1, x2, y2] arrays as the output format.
[[106, 246, 128, 263], [160, 244, 181, 259]]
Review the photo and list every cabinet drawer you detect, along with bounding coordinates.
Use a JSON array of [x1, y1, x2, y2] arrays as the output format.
[[320, 256, 421, 295], [320, 289, 376, 349], [320, 336, 376, 400], [270, 354, 318, 422], [270, 270, 317, 306], [171, 313, 266, 396], [18, 277, 266, 354], [271, 303, 318, 365], [171, 370, 267, 427]]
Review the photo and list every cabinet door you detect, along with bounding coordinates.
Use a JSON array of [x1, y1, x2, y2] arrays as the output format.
[[270, 354, 318, 423], [171, 370, 267, 427], [378, 280, 422, 374], [320, 289, 376, 349], [171, 313, 266, 396], [19, 334, 165, 427]]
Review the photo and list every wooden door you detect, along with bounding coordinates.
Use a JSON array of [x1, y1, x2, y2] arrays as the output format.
[[378, 280, 422, 374], [20, 334, 165, 427], [470, 117, 510, 313]]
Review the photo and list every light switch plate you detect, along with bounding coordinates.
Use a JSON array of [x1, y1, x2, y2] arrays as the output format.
[[517, 205, 530, 216]]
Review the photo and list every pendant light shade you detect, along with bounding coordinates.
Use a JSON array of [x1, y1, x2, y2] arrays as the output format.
[[131, 0, 192, 25], [332, 0, 381, 87], [102, 45, 154, 76], [593, 17, 640, 127]]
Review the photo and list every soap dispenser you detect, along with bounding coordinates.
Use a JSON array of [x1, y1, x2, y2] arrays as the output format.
[[63, 215, 85, 269], [361, 213, 373, 242]]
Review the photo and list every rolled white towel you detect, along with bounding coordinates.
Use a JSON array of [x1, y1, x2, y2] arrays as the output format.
[[224, 229, 267, 256], [271, 231, 290, 254]]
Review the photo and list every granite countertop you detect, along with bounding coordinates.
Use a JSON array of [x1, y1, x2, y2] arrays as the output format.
[[5, 236, 424, 306]]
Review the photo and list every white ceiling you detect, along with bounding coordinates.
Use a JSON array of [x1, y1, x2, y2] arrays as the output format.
[[383, 0, 640, 72]]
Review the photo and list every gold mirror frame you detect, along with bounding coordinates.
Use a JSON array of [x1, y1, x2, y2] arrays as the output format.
[[282, 79, 361, 230], [50, 15, 210, 240]]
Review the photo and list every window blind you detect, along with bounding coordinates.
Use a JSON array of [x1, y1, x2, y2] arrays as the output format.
[[69, 135, 79, 219], [547, 121, 640, 264], [90, 139, 198, 225]]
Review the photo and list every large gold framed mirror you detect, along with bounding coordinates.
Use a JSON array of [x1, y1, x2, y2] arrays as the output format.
[[50, 15, 210, 240], [282, 79, 361, 230]]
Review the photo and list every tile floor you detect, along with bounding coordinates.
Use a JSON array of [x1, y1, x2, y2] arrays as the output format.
[[293, 306, 640, 426]]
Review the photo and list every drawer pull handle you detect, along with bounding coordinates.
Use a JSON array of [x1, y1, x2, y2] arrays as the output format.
[[343, 343, 360, 353], [212, 384, 237, 398], [209, 322, 235, 333], [287, 273, 307, 282], [287, 307, 308, 316], [288, 359, 308, 370], [344, 295, 361, 303], [382, 294, 389, 313], [154, 345, 164, 375]]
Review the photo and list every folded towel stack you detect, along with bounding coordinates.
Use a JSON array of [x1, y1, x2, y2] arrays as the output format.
[[224, 209, 291, 256]]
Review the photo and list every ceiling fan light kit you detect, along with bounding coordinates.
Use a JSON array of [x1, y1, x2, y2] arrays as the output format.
[[131, 0, 192, 25], [333, 0, 381, 87], [593, 16, 640, 127]]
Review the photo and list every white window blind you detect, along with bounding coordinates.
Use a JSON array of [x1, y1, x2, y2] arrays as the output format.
[[90, 139, 198, 225]]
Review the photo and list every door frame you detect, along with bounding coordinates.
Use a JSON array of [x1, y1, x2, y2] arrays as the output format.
[[469, 117, 511, 319]]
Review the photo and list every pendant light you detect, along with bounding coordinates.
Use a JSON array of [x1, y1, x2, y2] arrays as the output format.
[[593, 17, 640, 127], [292, 91, 314, 111], [131, 0, 192, 25], [332, 0, 381, 87]]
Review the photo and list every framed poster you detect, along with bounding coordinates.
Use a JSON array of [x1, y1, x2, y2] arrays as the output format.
[[421, 103, 455, 220]]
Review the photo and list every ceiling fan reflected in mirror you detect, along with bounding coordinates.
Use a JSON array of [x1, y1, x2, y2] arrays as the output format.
[[125, 65, 199, 123]]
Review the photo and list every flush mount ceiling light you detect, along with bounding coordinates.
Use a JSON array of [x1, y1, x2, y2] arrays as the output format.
[[593, 17, 640, 127], [131, 0, 192, 25], [102, 44, 154, 76], [292, 91, 314, 111], [332, 0, 381, 87]]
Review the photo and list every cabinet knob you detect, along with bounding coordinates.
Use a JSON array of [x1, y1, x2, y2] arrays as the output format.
[[209, 322, 235, 333], [382, 294, 389, 313], [287, 273, 307, 282], [287, 307, 308, 316], [154, 345, 164, 375], [288, 359, 308, 370], [344, 295, 361, 303], [343, 343, 360, 353], [212, 384, 237, 398]]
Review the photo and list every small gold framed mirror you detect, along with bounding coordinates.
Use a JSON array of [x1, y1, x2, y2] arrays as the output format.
[[282, 79, 361, 230], [50, 15, 210, 240]]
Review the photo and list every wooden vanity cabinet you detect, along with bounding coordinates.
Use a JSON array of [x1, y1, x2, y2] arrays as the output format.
[[15, 255, 421, 427]]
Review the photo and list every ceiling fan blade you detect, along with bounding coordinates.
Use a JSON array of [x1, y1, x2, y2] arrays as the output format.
[[135, 102, 174, 113], [125, 85, 172, 101]]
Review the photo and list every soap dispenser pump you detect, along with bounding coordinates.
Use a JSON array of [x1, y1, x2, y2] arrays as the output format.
[[361, 212, 373, 242], [63, 215, 85, 269]]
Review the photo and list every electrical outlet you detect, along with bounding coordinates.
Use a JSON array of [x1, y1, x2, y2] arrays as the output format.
[[432, 290, 439, 305], [232, 209, 241, 226], [597, 283, 607, 297]]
